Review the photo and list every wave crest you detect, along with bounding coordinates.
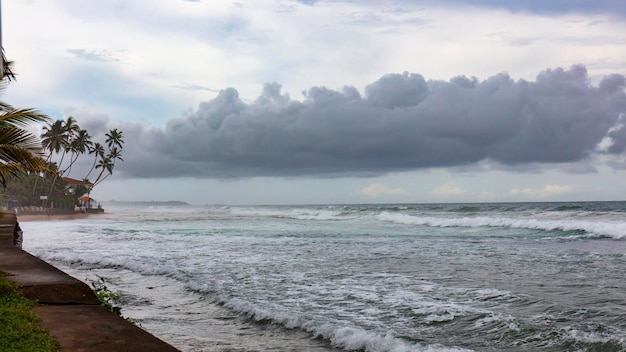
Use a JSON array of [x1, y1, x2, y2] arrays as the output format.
[[377, 212, 626, 239]]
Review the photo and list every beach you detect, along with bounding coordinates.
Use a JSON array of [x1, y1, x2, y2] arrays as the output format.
[[17, 213, 94, 222], [18, 202, 626, 351]]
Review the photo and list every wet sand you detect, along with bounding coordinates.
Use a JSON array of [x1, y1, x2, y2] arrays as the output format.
[[17, 213, 94, 222]]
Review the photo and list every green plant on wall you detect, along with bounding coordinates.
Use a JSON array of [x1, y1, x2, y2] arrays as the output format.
[[87, 276, 140, 326], [88, 276, 122, 316]]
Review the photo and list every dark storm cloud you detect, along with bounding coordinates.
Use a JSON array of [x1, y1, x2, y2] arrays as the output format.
[[117, 65, 626, 179]]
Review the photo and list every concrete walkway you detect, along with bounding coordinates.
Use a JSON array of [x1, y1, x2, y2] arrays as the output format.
[[0, 213, 180, 351]]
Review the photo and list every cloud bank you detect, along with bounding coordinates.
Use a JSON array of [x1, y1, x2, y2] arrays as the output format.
[[509, 184, 573, 198], [108, 65, 626, 179]]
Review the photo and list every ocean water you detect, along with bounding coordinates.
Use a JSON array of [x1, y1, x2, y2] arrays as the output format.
[[20, 202, 626, 352]]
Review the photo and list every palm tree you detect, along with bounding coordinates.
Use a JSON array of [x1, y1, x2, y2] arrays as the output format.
[[35, 120, 66, 199], [41, 119, 67, 162], [86, 127, 124, 191], [92, 155, 114, 187], [85, 142, 105, 180], [63, 116, 80, 136], [108, 146, 124, 166], [0, 102, 51, 187], [55, 116, 79, 173], [105, 128, 124, 150], [41, 117, 86, 174], [62, 128, 92, 176], [44, 116, 85, 198]]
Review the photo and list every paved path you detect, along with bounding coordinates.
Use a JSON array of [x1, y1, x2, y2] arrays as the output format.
[[0, 214, 180, 351]]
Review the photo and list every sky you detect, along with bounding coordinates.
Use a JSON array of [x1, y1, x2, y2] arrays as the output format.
[[2, 0, 626, 205]]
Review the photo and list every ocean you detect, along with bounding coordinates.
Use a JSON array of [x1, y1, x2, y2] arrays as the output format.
[[20, 202, 626, 352]]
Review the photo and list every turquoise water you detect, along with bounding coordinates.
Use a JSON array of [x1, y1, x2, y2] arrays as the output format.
[[21, 202, 626, 351]]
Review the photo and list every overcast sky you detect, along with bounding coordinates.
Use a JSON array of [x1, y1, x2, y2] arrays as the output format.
[[3, 0, 626, 205]]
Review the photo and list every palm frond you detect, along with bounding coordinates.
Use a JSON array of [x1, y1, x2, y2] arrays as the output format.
[[0, 107, 50, 126], [1, 49, 16, 83]]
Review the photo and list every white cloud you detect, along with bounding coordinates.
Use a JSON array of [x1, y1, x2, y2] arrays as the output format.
[[360, 183, 410, 197], [5, 1, 625, 123], [431, 182, 468, 196], [508, 184, 573, 198]]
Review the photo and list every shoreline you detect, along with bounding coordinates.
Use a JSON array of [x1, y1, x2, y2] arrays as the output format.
[[17, 213, 94, 222], [0, 223, 180, 351]]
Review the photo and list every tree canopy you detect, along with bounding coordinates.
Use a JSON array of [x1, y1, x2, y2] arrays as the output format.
[[0, 54, 124, 208]]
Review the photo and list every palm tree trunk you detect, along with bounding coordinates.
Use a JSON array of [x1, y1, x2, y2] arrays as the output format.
[[47, 150, 69, 202]]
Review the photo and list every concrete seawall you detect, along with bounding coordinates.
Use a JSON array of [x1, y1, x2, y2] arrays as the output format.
[[0, 213, 180, 351]]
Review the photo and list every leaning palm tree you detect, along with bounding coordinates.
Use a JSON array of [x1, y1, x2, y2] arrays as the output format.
[[85, 127, 124, 192], [62, 128, 92, 176], [108, 146, 124, 167], [41, 119, 67, 162], [0, 102, 51, 187], [105, 128, 124, 150], [92, 155, 114, 187], [85, 142, 105, 180]]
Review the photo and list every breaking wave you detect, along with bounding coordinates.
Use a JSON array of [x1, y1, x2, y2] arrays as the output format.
[[377, 212, 626, 239]]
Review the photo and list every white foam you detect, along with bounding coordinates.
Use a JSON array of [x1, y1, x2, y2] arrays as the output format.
[[222, 297, 473, 352], [377, 212, 626, 239], [565, 328, 626, 349], [225, 206, 354, 221]]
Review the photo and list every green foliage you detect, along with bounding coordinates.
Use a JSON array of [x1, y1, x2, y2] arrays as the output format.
[[0, 272, 61, 351], [88, 276, 123, 316], [0, 114, 125, 208], [87, 276, 141, 326], [0, 99, 52, 187], [42, 118, 124, 190], [1, 172, 72, 207]]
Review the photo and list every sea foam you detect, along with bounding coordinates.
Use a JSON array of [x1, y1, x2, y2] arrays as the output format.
[[377, 211, 626, 239]]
